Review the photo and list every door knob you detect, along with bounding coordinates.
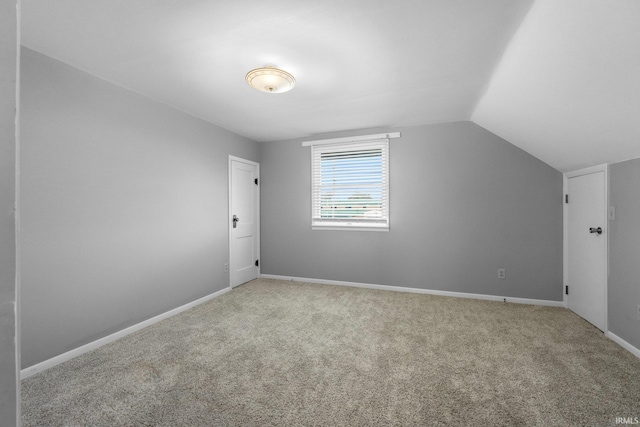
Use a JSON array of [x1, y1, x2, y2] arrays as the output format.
[[232, 215, 239, 228], [589, 227, 602, 235]]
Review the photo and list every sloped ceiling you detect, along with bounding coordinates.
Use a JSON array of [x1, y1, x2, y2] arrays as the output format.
[[20, 1, 640, 172], [473, 0, 640, 172], [20, 0, 532, 140]]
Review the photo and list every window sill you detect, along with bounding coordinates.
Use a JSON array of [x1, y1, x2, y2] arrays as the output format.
[[312, 224, 389, 232]]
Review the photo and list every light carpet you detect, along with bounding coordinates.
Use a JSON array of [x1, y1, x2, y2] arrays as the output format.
[[22, 278, 640, 426]]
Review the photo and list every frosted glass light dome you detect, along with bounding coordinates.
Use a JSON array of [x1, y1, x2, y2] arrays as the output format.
[[245, 66, 296, 94]]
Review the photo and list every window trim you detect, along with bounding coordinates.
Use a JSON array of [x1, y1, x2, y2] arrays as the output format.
[[301, 132, 400, 147], [303, 132, 400, 231]]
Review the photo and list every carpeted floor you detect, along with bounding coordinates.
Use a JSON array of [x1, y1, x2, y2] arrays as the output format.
[[22, 278, 640, 426]]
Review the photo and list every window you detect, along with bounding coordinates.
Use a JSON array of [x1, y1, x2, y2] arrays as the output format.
[[303, 133, 398, 230]]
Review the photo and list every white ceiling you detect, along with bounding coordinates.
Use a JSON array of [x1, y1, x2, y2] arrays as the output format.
[[20, 0, 533, 139], [21, 0, 640, 172], [473, 0, 640, 172]]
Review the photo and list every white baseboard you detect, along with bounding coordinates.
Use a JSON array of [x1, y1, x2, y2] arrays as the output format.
[[260, 274, 565, 308], [608, 332, 640, 359], [21, 286, 232, 380]]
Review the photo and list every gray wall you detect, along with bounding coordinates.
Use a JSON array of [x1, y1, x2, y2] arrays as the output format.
[[609, 159, 640, 350], [1, 0, 18, 424], [20, 48, 259, 368], [260, 121, 563, 301]]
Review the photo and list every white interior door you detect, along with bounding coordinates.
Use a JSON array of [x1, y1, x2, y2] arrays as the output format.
[[567, 168, 607, 331], [229, 157, 259, 288]]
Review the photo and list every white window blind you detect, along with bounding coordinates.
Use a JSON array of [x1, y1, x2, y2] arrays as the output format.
[[310, 139, 389, 230]]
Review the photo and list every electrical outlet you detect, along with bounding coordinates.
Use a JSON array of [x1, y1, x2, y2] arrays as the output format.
[[224, 263, 229, 273], [637, 304, 640, 320], [498, 268, 506, 279]]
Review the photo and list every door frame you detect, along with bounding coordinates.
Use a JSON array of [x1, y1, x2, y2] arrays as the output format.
[[563, 163, 608, 334], [228, 155, 260, 288]]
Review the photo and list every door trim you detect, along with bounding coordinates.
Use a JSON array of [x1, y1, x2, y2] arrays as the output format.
[[228, 156, 260, 288], [563, 163, 608, 334]]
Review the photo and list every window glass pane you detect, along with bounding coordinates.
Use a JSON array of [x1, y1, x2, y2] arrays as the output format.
[[319, 149, 382, 220], [310, 139, 389, 229]]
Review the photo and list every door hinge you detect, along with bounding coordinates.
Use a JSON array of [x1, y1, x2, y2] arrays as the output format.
[[565, 285, 569, 295], [565, 194, 569, 204], [254, 178, 259, 185], [255, 259, 259, 267]]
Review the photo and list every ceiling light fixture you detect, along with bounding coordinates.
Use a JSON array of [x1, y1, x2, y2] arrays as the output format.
[[245, 66, 296, 94]]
